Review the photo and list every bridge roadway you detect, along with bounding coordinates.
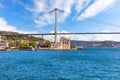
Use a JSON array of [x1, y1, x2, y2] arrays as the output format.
[[1, 32, 120, 36]]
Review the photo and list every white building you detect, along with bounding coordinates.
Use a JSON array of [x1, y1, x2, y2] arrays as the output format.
[[51, 37, 71, 50], [0, 41, 9, 50]]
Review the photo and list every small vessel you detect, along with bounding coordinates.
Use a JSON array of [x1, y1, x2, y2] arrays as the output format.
[[76, 46, 84, 50], [0, 47, 6, 51], [30, 48, 35, 51], [5, 47, 12, 51], [28, 46, 36, 51]]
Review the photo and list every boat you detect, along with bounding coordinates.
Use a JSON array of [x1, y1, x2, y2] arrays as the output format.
[[5, 47, 12, 51], [28, 46, 36, 51], [76, 46, 84, 50], [0, 46, 6, 51]]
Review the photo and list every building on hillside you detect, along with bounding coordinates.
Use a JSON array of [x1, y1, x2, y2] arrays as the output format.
[[51, 37, 71, 50], [0, 35, 8, 50], [36, 40, 46, 48], [0, 41, 9, 49]]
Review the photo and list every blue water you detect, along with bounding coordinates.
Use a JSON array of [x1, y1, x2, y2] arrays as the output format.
[[0, 48, 120, 80]]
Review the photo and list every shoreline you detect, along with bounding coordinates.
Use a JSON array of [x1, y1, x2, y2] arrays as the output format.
[[1, 47, 120, 51]]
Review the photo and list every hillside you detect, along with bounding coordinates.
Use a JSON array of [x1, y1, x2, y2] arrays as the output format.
[[0, 31, 43, 41], [71, 41, 120, 48]]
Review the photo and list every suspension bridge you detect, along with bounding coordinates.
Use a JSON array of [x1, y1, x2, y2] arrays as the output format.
[[0, 8, 120, 41], [1, 32, 120, 36]]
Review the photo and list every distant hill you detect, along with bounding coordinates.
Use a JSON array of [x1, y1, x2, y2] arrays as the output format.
[[0, 31, 43, 41], [71, 41, 120, 48]]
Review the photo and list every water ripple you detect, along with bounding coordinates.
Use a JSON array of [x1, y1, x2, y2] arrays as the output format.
[[0, 48, 120, 80]]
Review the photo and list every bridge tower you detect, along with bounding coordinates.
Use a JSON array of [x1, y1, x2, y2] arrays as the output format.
[[49, 8, 64, 43]]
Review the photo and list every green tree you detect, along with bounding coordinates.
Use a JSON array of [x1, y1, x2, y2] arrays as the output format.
[[20, 42, 28, 49], [9, 42, 15, 47], [71, 45, 76, 49], [29, 41, 36, 48], [15, 40, 20, 47], [45, 40, 51, 47]]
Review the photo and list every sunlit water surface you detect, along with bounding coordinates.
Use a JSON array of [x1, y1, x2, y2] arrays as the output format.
[[0, 48, 120, 80]]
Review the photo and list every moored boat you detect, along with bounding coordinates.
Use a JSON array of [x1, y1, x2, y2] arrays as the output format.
[[76, 46, 84, 50], [0, 47, 6, 51]]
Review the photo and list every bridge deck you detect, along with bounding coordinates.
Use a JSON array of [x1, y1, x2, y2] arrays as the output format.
[[1, 32, 120, 36]]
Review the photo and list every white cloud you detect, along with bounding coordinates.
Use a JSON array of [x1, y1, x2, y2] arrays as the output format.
[[71, 30, 120, 41], [0, 18, 17, 31], [0, 18, 37, 34], [26, 0, 46, 14], [75, 0, 91, 14], [25, 0, 74, 27], [77, 0, 116, 20], [44, 30, 120, 41], [71, 29, 120, 41], [44, 30, 70, 41], [24, 0, 116, 27]]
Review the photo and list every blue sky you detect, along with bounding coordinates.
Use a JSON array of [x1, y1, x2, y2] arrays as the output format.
[[0, 0, 120, 41]]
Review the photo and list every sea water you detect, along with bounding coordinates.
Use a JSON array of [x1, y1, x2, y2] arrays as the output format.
[[0, 48, 120, 80]]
